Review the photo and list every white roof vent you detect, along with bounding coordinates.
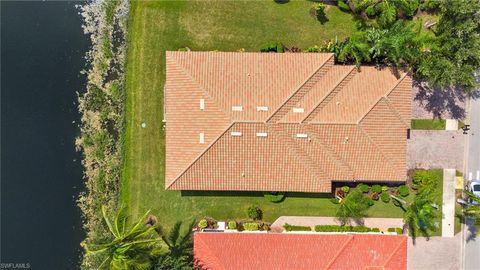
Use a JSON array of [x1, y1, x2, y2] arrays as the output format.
[[199, 133, 205, 144], [256, 106, 268, 112], [232, 105, 243, 111], [295, 133, 308, 138], [199, 99, 205, 110], [293, 107, 305, 113], [256, 132, 268, 137], [231, 131, 242, 137]]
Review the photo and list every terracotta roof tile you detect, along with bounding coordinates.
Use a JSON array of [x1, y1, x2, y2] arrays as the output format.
[[194, 233, 407, 270], [165, 52, 411, 191]]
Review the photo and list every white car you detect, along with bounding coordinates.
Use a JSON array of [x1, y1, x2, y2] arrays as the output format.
[[466, 180, 480, 199]]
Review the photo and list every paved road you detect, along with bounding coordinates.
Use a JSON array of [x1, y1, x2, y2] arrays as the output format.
[[466, 97, 480, 181], [463, 94, 480, 270]]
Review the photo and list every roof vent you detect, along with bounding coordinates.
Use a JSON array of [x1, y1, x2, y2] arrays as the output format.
[[295, 133, 308, 138], [232, 105, 243, 111], [231, 131, 242, 137], [199, 99, 205, 110], [336, 101, 341, 106], [256, 132, 268, 137], [256, 106, 268, 112], [199, 133, 205, 144], [343, 136, 349, 144], [293, 107, 305, 113]]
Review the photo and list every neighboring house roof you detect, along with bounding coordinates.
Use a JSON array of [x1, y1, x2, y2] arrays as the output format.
[[165, 52, 411, 192], [194, 232, 407, 270]]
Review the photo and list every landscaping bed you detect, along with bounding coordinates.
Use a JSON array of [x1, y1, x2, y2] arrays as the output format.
[[411, 119, 446, 130]]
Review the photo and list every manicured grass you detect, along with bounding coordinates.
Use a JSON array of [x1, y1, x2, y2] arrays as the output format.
[[122, 0, 398, 230], [411, 119, 446, 130]]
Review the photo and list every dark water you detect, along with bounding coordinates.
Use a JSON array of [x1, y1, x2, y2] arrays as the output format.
[[1, 1, 88, 269]]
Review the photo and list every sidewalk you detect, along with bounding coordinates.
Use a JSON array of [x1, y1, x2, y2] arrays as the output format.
[[442, 168, 456, 237], [271, 216, 403, 231]]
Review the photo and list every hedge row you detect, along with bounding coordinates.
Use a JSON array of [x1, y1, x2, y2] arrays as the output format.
[[314, 225, 380, 233], [283, 223, 312, 232]]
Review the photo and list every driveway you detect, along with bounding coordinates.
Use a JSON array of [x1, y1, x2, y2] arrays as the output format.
[[408, 235, 462, 270], [407, 130, 464, 171]]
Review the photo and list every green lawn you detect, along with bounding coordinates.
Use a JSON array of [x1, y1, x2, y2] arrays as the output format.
[[121, 0, 404, 230], [411, 119, 446, 130]]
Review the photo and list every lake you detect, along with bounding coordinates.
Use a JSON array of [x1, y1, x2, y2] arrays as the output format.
[[1, 1, 88, 269]]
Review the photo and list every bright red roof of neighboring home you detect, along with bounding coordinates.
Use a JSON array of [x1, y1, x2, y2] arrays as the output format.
[[165, 52, 411, 192], [194, 232, 407, 270]]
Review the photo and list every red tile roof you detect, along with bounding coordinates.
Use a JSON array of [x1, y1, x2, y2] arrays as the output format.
[[194, 233, 407, 270], [165, 52, 411, 192]]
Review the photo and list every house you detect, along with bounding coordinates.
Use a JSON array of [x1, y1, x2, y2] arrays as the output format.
[[165, 52, 411, 192], [193, 232, 407, 270]]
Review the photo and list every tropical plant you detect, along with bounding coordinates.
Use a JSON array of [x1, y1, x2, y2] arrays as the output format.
[[247, 206, 263, 220], [312, 3, 328, 23], [154, 221, 195, 270], [335, 190, 372, 225], [380, 192, 391, 203], [341, 186, 350, 193], [243, 222, 259, 231], [402, 193, 439, 238], [228, 220, 237, 230], [84, 206, 166, 270], [399, 185, 410, 197], [337, 35, 371, 67], [460, 190, 480, 219]]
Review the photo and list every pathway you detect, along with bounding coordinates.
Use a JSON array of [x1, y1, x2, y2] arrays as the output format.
[[442, 168, 456, 237], [270, 216, 403, 232]]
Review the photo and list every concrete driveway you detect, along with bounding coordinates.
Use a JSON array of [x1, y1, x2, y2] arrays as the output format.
[[407, 130, 464, 171], [408, 235, 462, 270]]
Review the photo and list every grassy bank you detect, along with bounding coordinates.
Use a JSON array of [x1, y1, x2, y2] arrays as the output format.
[[122, 0, 402, 230]]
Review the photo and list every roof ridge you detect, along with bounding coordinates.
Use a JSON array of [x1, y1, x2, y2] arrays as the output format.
[[302, 66, 356, 123], [382, 237, 407, 268], [166, 122, 235, 189], [356, 121, 400, 178], [167, 53, 233, 122], [266, 54, 334, 123], [383, 98, 410, 129], [304, 124, 355, 178], [268, 124, 327, 181], [357, 73, 408, 124], [323, 235, 355, 270]]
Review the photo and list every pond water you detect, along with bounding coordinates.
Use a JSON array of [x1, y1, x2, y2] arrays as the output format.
[[1, 1, 88, 269]]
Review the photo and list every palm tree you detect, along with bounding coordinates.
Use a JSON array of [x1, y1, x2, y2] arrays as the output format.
[[154, 221, 195, 270], [402, 193, 439, 239], [84, 206, 166, 270], [461, 190, 480, 218], [335, 190, 371, 225], [337, 36, 371, 67]]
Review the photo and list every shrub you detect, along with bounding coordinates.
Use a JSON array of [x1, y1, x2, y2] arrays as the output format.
[[260, 42, 284, 53], [365, 6, 376, 17], [312, 3, 327, 23], [372, 184, 382, 193], [337, 0, 350, 12], [371, 192, 379, 201], [371, 228, 380, 232], [398, 185, 410, 197], [306, 45, 321, 52], [381, 185, 389, 192], [247, 206, 263, 220], [228, 220, 237, 230], [243, 222, 259, 231], [341, 186, 350, 193], [283, 223, 311, 232], [264, 192, 285, 203], [392, 198, 402, 207], [380, 192, 391, 203], [330, 197, 340, 204], [198, 219, 208, 229], [358, 183, 370, 193], [366, 197, 374, 206], [387, 227, 403, 234]]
